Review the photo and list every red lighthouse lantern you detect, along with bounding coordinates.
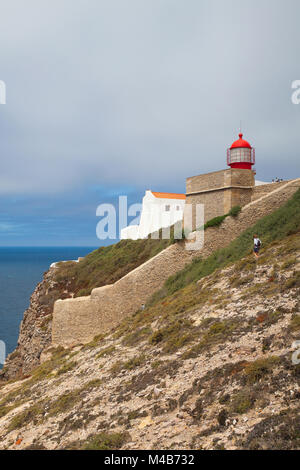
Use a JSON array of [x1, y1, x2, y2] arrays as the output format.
[[227, 133, 255, 170]]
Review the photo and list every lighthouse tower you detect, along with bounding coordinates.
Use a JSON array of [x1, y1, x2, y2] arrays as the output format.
[[227, 133, 255, 170], [185, 132, 256, 229]]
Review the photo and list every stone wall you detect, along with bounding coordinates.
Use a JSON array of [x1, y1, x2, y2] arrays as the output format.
[[186, 168, 254, 194], [185, 189, 228, 228], [251, 180, 289, 202], [52, 243, 196, 347], [52, 178, 300, 347], [186, 169, 227, 193], [185, 168, 254, 227]]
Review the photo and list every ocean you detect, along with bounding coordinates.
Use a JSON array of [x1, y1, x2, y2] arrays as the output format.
[[0, 247, 96, 367]]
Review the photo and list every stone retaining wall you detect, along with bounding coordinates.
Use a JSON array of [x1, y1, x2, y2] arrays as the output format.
[[251, 180, 288, 202]]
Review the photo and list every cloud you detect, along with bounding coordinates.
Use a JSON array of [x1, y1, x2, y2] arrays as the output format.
[[0, 0, 299, 198], [0, 222, 27, 233], [0, 223, 15, 232]]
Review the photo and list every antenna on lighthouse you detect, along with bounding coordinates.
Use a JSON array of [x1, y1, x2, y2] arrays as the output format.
[[239, 120, 242, 134]]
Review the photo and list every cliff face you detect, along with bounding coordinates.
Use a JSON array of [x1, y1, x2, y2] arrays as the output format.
[[0, 269, 73, 381], [0, 234, 299, 450]]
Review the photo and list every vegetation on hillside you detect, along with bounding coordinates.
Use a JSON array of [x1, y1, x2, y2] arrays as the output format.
[[1, 189, 299, 450], [203, 205, 242, 229], [0, 225, 299, 450], [54, 230, 176, 297]]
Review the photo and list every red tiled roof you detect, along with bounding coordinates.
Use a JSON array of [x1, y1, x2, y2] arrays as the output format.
[[151, 191, 186, 200]]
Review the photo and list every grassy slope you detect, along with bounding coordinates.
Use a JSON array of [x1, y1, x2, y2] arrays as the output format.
[[54, 234, 174, 297], [0, 231, 299, 450]]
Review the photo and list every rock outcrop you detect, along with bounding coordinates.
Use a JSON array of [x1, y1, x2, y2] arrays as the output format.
[[0, 269, 73, 381]]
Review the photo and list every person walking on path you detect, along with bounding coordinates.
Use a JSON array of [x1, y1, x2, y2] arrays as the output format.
[[253, 234, 262, 258]]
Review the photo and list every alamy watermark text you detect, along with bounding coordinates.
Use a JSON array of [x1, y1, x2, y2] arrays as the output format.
[[291, 80, 300, 104], [0, 80, 6, 104]]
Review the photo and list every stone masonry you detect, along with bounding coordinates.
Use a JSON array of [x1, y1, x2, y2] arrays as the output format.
[[185, 168, 255, 229], [251, 180, 288, 202]]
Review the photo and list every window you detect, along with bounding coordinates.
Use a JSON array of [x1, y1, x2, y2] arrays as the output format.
[[230, 148, 251, 163], [165, 205, 170, 212], [176, 205, 180, 211]]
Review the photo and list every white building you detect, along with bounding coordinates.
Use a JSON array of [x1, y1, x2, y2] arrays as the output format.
[[121, 190, 186, 240]]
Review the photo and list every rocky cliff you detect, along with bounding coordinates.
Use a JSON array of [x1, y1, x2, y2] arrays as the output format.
[[0, 232, 299, 450]]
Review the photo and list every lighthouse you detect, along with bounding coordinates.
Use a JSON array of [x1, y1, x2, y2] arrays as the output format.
[[185, 132, 256, 229], [227, 133, 255, 170]]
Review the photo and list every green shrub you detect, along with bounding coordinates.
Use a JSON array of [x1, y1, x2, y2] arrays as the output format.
[[8, 401, 46, 431], [197, 205, 241, 232], [30, 347, 70, 381], [290, 314, 300, 332], [182, 319, 239, 359], [82, 432, 128, 450], [110, 361, 124, 375], [204, 215, 227, 229], [230, 390, 255, 414], [151, 360, 163, 369], [122, 327, 152, 346], [285, 271, 300, 289], [234, 257, 257, 272], [244, 356, 280, 384], [0, 404, 14, 419], [149, 319, 194, 353], [127, 410, 147, 421], [228, 205, 242, 217], [48, 379, 102, 416], [84, 333, 106, 349], [124, 354, 146, 370], [56, 360, 77, 376], [230, 274, 254, 288], [96, 345, 115, 359], [281, 257, 297, 270]]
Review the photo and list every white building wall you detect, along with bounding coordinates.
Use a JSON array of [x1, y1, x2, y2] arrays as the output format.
[[120, 225, 140, 240], [121, 190, 185, 240]]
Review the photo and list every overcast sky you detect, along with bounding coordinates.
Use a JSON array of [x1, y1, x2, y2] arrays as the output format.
[[0, 0, 299, 245]]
